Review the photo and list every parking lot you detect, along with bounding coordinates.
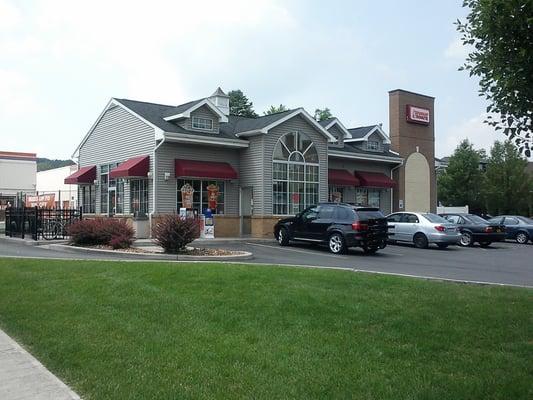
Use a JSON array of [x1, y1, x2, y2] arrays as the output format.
[[200, 239, 533, 287], [0, 238, 531, 287]]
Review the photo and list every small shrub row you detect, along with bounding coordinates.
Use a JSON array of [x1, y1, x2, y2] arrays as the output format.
[[152, 215, 200, 253], [67, 218, 135, 249]]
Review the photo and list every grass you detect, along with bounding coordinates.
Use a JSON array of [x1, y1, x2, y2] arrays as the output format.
[[0, 258, 531, 400]]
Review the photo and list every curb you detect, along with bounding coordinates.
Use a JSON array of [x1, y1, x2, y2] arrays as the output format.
[[45, 244, 254, 261]]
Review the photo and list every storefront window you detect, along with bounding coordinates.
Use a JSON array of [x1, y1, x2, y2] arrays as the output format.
[[272, 131, 319, 215], [130, 179, 149, 216], [328, 186, 345, 203], [177, 179, 225, 215], [355, 188, 381, 208], [80, 185, 95, 213], [100, 166, 108, 214], [115, 179, 124, 214]]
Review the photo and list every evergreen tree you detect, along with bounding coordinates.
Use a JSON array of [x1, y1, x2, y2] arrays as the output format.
[[437, 139, 485, 210], [314, 108, 333, 121], [228, 90, 258, 118], [264, 104, 289, 115], [483, 141, 533, 215]]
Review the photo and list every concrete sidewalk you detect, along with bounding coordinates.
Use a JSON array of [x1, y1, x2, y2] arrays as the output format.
[[0, 328, 81, 400]]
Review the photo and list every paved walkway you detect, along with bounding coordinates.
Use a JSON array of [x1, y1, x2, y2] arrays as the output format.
[[0, 328, 80, 400]]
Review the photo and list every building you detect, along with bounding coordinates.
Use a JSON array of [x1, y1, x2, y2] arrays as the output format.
[[0, 151, 37, 210], [36, 165, 78, 209], [67, 88, 436, 238]]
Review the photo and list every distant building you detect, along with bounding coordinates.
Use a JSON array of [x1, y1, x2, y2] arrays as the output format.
[[435, 156, 488, 174], [0, 151, 37, 209], [36, 165, 78, 209]]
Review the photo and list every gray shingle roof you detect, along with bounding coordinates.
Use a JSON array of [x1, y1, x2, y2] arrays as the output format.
[[347, 125, 378, 139], [115, 98, 299, 139], [329, 142, 401, 159], [318, 118, 335, 127]]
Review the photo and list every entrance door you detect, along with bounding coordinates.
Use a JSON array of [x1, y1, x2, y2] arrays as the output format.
[[240, 187, 253, 236]]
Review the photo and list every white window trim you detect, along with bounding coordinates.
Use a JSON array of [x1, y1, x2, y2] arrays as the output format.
[[191, 116, 214, 131]]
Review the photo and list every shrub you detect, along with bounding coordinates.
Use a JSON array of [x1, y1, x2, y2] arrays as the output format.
[[152, 215, 200, 253], [67, 218, 135, 248]]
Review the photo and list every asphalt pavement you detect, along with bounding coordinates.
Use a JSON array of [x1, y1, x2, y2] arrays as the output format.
[[0, 237, 531, 287]]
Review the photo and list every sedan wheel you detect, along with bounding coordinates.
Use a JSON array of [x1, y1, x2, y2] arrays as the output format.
[[516, 232, 528, 244], [413, 233, 428, 249], [459, 232, 473, 247], [329, 233, 346, 254]]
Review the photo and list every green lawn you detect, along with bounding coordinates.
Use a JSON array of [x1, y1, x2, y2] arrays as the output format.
[[0, 259, 531, 400]]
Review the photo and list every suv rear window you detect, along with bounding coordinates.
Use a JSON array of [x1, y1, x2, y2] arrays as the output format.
[[354, 208, 384, 220]]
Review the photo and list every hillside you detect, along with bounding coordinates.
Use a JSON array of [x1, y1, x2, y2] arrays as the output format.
[[37, 158, 75, 172]]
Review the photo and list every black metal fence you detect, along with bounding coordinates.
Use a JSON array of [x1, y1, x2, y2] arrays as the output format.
[[5, 207, 83, 240]]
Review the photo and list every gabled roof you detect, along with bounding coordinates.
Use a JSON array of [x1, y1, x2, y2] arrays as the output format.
[[328, 142, 402, 163], [163, 98, 228, 123], [345, 124, 391, 144], [233, 108, 336, 142], [319, 118, 352, 139]]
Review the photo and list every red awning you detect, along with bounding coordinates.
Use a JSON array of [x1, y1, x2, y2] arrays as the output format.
[[64, 165, 96, 185], [110, 155, 150, 179], [354, 171, 396, 188], [328, 169, 360, 186], [175, 159, 238, 179]]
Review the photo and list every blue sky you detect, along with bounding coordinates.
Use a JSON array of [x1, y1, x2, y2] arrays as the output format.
[[0, 0, 508, 159]]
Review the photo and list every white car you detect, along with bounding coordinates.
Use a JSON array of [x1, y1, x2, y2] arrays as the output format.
[[386, 212, 461, 249]]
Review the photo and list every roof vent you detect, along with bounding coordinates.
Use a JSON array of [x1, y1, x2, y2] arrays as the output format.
[[208, 87, 230, 116]]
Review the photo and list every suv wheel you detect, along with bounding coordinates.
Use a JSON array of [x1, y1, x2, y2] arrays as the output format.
[[277, 227, 290, 246], [516, 232, 528, 244], [328, 233, 346, 254], [413, 233, 429, 249]]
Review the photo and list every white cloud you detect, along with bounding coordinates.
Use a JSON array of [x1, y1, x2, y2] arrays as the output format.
[[0, 0, 22, 31], [437, 113, 502, 157], [444, 37, 470, 59], [0, 69, 40, 116]]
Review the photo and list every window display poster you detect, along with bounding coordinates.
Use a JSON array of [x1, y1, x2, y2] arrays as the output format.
[[180, 183, 194, 209], [206, 184, 219, 210]]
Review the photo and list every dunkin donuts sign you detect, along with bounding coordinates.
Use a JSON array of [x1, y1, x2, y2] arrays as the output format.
[[406, 105, 430, 125]]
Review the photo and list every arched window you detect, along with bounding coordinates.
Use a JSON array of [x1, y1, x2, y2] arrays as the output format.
[[272, 131, 319, 215]]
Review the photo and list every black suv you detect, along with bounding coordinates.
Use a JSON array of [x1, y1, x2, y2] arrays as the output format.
[[273, 203, 388, 254]]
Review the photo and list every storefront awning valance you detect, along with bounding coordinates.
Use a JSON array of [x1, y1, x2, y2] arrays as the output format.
[[328, 169, 360, 186], [175, 159, 238, 180], [110, 155, 150, 179], [354, 171, 396, 188], [64, 165, 96, 185]]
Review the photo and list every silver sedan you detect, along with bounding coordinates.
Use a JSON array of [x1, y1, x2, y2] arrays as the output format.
[[386, 212, 461, 249]]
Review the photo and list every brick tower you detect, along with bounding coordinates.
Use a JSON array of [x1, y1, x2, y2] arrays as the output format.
[[389, 89, 436, 213]]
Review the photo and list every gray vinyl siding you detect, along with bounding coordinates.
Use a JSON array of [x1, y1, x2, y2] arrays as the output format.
[[328, 158, 393, 214], [156, 142, 240, 215], [239, 136, 264, 215], [360, 132, 383, 152], [177, 105, 220, 134], [328, 125, 345, 148], [78, 105, 155, 214], [262, 115, 329, 215]]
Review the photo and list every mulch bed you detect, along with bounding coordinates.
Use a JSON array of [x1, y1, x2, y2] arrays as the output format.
[[74, 244, 241, 256]]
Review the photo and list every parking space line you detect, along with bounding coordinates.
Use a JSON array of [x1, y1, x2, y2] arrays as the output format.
[[245, 242, 351, 259]]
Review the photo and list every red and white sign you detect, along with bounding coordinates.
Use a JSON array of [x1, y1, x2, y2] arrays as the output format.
[[26, 194, 55, 208], [406, 105, 430, 125]]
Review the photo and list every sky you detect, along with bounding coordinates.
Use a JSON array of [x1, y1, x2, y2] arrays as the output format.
[[0, 0, 516, 160]]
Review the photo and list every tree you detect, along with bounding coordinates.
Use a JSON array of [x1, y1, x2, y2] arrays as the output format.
[[314, 108, 333, 121], [264, 104, 289, 115], [228, 89, 258, 118], [483, 140, 533, 215], [456, 0, 533, 156], [437, 139, 485, 210]]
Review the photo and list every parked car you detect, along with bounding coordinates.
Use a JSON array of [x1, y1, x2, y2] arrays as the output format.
[[274, 203, 388, 254], [439, 213, 506, 247], [488, 215, 533, 244], [386, 212, 460, 249]]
